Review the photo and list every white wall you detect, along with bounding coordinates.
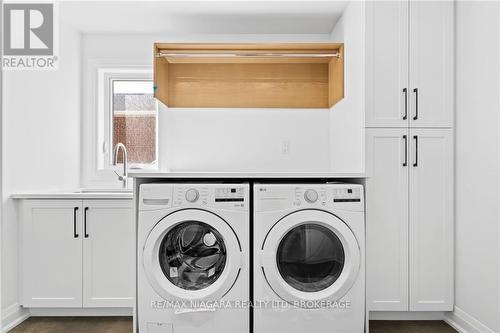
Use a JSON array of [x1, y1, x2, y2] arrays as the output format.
[[1, 22, 81, 329], [160, 107, 330, 172], [81, 34, 334, 185], [329, 1, 365, 173], [452, 2, 500, 332], [0, 3, 3, 330], [82, 30, 365, 178]]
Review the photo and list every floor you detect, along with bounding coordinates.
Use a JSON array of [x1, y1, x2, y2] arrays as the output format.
[[9, 317, 457, 333], [9, 317, 132, 333], [370, 321, 457, 333]]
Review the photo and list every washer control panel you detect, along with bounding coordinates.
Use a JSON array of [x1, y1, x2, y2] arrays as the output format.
[[215, 187, 245, 203], [174, 186, 208, 206], [185, 188, 200, 202], [139, 183, 249, 211], [304, 189, 319, 203], [173, 184, 248, 209]]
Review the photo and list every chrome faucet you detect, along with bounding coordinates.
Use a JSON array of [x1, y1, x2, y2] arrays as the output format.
[[112, 143, 128, 188]]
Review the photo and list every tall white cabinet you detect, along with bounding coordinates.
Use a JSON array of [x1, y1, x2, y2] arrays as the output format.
[[366, 0, 454, 128], [19, 199, 134, 308], [365, 1, 454, 312]]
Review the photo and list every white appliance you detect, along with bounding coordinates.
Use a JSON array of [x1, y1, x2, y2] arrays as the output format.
[[254, 183, 365, 333], [137, 183, 249, 333]]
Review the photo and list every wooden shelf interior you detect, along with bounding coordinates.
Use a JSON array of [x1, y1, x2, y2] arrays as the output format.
[[154, 43, 344, 108]]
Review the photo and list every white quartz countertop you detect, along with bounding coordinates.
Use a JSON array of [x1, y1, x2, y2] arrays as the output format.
[[11, 189, 133, 199], [129, 171, 366, 179]]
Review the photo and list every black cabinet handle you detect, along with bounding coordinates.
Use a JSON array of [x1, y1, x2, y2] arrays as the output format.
[[413, 135, 418, 167], [84, 207, 89, 238], [413, 88, 418, 120], [73, 207, 79, 238], [403, 88, 408, 120], [403, 135, 408, 167]]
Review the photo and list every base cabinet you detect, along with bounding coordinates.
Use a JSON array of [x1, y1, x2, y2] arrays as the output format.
[[20, 199, 134, 308], [366, 128, 453, 312], [20, 200, 83, 308]]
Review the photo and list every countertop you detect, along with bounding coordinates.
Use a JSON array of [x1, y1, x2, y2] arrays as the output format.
[[11, 172, 366, 199], [129, 171, 366, 179], [11, 189, 133, 199]]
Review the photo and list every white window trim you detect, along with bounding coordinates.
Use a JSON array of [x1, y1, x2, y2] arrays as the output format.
[[100, 71, 158, 170], [82, 60, 156, 188]]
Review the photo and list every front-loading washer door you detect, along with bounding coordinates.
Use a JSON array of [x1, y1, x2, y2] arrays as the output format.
[[143, 209, 242, 302], [261, 209, 360, 308]]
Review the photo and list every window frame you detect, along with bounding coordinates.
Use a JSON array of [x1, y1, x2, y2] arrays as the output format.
[[102, 73, 158, 170], [82, 61, 157, 188]]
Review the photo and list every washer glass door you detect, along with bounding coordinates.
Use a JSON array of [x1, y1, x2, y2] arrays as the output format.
[[159, 221, 227, 290], [143, 209, 242, 302]]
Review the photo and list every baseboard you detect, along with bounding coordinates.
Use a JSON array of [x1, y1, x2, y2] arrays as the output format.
[[2, 303, 30, 333], [29, 307, 133, 316], [444, 306, 495, 333], [369, 311, 445, 321]]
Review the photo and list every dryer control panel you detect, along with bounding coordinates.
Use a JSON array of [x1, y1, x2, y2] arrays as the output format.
[[332, 187, 362, 203], [255, 183, 364, 212]]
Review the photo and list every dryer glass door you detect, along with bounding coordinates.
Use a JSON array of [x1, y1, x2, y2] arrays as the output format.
[[261, 210, 360, 308], [277, 223, 345, 292]]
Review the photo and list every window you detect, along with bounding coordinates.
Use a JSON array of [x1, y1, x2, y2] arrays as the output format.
[[96, 69, 158, 171], [111, 80, 157, 166]]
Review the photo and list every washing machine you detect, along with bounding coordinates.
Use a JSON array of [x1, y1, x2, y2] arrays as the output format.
[[138, 183, 249, 333], [254, 183, 365, 333]]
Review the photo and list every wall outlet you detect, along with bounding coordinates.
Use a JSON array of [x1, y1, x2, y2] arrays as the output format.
[[281, 140, 290, 154]]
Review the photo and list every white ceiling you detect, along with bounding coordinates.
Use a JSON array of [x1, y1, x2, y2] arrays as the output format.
[[60, 1, 349, 35]]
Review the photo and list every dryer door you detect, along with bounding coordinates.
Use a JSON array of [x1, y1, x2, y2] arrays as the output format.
[[261, 210, 360, 308], [143, 209, 242, 302]]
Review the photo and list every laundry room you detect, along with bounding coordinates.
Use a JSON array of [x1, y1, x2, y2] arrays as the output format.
[[0, 1, 499, 333]]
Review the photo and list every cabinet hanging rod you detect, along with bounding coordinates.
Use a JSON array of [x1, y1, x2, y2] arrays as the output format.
[[156, 52, 340, 58]]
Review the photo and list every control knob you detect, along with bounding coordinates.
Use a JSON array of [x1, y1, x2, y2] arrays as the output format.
[[185, 188, 199, 202], [304, 189, 319, 203]]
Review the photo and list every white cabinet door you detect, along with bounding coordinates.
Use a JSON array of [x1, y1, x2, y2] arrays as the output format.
[[409, 129, 453, 311], [409, 1, 454, 127], [82, 200, 134, 307], [365, 1, 409, 128], [366, 129, 409, 311], [20, 200, 83, 307]]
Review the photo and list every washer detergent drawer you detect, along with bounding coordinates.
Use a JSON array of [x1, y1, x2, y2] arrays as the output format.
[[147, 322, 173, 333]]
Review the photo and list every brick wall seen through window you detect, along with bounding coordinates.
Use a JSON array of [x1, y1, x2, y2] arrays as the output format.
[[112, 80, 156, 165]]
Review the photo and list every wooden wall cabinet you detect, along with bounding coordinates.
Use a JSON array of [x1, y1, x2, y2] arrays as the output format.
[[153, 43, 344, 108]]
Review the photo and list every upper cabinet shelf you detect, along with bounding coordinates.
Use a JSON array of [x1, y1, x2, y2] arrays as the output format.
[[153, 43, 344, 109]]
